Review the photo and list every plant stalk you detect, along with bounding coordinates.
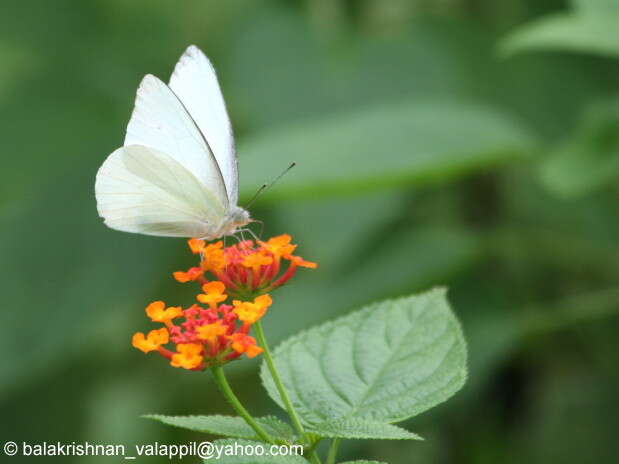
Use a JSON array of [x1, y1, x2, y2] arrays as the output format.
[[254, 320, 322, 464], [326, 438, 341, 464], [211, 365, 275, 444]]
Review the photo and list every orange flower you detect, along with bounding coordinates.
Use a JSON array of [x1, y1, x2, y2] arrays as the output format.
[[233, 294, 272, 325], [132, 328, 169, 353], [133, 234, 315, 372], [197, 281, 228, 307], [196, 320, 228, 343], [171, 343, 204, 370], [242, 252, 273, 273], [133, 287, 264, 371], [145, 301, 183, 325], [228, 333, 263, 358], [201, 241, 226, 273], [173, 241, 224, 282], [290, 255, 318, 269], [175, 234, 317, 298], [173, 266, 204, 283], [260, 234, 297, 259], [188, 238, 206, 254]]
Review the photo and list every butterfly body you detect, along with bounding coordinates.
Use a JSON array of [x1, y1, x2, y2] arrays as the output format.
[[211, 206, 251, 239], [95, 45, 249, 239]]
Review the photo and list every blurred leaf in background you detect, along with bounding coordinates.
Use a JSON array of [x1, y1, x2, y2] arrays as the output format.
[[540, 96, 619, 197], [239, 99, 536, 200], [500, 0, 619, 58]]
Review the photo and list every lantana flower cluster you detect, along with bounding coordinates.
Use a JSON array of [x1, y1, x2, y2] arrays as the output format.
[[132, 234, 316, 371], [174, 234, 317, 298]]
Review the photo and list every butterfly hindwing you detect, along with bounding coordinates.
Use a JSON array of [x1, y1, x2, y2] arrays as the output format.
[[95, 145, 224, 237]]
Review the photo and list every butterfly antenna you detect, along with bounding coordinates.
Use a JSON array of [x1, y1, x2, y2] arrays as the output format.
[[245, 184, 268, 209], [244, 162, 296, 209]]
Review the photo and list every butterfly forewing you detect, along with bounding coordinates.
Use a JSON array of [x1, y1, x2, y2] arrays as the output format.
[[124, 73, 229, 208], [169, 45, 239, 204]]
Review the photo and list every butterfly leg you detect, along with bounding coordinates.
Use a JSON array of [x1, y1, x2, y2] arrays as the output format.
[[249, 219, 265, 239], [238, 228, 259, 242]]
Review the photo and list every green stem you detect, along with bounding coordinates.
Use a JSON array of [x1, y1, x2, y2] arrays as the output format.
[[211, 365, 275, 444], [254, 320, 322, 464], [326, 438, 341, 464]]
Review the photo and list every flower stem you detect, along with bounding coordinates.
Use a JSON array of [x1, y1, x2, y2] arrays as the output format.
[[211, 365, 275, 444], [325, 438, 341, 464], [254, 320, 322, 464]]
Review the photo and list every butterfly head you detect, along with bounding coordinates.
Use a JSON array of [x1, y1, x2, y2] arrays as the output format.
[[226, 206, 251, 232]]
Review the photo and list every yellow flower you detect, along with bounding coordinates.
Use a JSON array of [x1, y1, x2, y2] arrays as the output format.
[[132, 328, 169, 353], [242, 252, 273, 273], [260, 234, 297, 259], [201, 241, 226, 272], [170, 343, 204, 369], [145, 301, 183, 325], [233, 294, 272, 324], [197, 281, 228, 307], [228, 333, 263, 358], [196, 321, 228, 343]]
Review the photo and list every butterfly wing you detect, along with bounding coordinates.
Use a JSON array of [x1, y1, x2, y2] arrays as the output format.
[[124, 73, 230, 209], [169, 45, 239, 205], [95, 144, 225, 238]]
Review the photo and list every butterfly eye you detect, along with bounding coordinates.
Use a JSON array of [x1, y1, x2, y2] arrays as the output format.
[[231, 208, 250, 226]]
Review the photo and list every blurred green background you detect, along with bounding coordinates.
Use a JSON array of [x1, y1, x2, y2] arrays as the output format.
[[2, 0, 619, 462]]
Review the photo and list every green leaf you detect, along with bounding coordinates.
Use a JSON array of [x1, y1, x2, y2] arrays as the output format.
[[253, 193, 480, 349], [239, 99, 534, 202], [338, 462, 388, 464], [539, 97, 619, 197], [308, 417, 422, 440], [261, 289, 467, 426], [572, 0, 619, 14], [143, 415, 294, 441], [500, 13, 619, 58], [204, 439, 307, 463]]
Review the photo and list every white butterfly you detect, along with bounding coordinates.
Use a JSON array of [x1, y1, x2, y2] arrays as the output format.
[[95, 45, 250, 239]]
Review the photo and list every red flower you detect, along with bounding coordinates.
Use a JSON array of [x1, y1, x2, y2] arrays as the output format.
[[174, 234, 317, 298], [133, 234, 316, 371], [132, 282, 269, 370]]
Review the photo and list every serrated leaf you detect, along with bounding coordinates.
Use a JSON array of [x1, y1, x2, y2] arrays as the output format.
[[255, 417, 297, 442], [261, 289, 467, 426], [205, 439, 307, 463], [500, 13, 619, 58], [309, 417, 422, 440], [239, 100, 534, 202], [260, 196, 481, 344], [143, 415, 294, 441]]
